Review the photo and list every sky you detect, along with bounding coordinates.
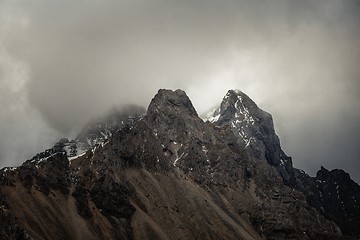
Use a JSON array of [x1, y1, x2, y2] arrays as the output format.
[[0, 0, 359, 182]]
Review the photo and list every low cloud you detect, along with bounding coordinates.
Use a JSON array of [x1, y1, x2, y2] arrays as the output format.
[[0, 0, 359, 182]]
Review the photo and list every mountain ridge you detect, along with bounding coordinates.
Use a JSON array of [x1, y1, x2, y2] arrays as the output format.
[[203, 90, 296, 186], [0, 89, 358, 239]]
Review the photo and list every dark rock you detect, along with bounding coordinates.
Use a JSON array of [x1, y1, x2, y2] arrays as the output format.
[[77, 104, 145, 149], [0, 168, 17, 186], [205, 90, 296, 186], [0, 209, 30, 240], [90, 176, 135, 219], [295, 167, 360, 238], [72, 181, 92, 218], [19, 152, 70, 195], [0, 89, 357, 240], [207, 89, 360, 238]]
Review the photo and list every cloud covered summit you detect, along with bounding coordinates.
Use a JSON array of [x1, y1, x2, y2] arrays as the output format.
[[0, 0, 359, 182]]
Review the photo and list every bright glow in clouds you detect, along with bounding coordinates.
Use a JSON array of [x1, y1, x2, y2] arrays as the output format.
[[0, 0, 359, 183]]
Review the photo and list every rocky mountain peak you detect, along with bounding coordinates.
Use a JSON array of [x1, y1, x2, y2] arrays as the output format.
[[205, 89, 296, 186], [316, 166, 351, 182], [313, 166, 360, 237], [0, 88, 359, 240], [318, 165, 330, 173], [147, 89, 198, 118], [18, 105, 146, 168], [76, 104, 146, 148], [217, 89, 259, 125], [205, 89, 360, 237]]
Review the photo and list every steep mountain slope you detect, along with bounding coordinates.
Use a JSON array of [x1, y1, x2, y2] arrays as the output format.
[[27, 105, 146, 162], [205, 89, 360, 238], [0, 89, 357, 240], [76, 105, 146, 151], [294, 167, 360, 238], [203, 90, 295, 186]]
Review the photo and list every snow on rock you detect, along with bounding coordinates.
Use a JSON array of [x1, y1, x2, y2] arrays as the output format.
[[203, 89, 295, 186], [202, 106, 221, 123], [26, 105, 146, 163]]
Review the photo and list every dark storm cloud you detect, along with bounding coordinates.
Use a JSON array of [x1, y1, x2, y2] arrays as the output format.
[[1, 0, 359, 182]]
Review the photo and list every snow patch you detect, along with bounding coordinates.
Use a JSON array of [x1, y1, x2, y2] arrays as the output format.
[[36, 153, 59, 164], [2, 167, 17, 173], [202, 145, 209, 155], [173, 152, 185, 167], [202, 107, 221, 123], [69, 152, 86, 161], [172, 143, 184, 167]]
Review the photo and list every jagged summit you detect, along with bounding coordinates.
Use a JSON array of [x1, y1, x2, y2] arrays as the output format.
[[219, 90, 259, 125], [76, 104, 145, 148], [147, 89, 198, 117], [205, 90, 360, 238], [205, 89, 295, 186], [24, 105, 146, 165], [316, 166, 352, 181], [0, 88, 359, 239], [204, 90, 259, 124], [295, 166, 360, 237]]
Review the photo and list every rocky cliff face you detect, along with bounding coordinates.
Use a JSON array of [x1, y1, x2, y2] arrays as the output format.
[[294, 167, 360, 238], [0, 89, 358, 240], [76, 105, 145, 149], [205, 89, 360, 239], [25, 105, 146, 162], [204, 90, 295, 186]]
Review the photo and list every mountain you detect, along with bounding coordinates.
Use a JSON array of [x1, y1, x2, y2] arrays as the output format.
[[28, 105, 146, 162], [203, 90, 295, 186], [0, 89, 358, 239], [294, 167, 360, 237], [204, 89, 360, 238]]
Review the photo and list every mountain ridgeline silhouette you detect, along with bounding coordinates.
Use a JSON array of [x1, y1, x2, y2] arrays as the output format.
[[0, 89, 359, 240]]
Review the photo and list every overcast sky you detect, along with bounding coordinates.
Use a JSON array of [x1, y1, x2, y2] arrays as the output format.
[[0, 0, 359, 182]]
